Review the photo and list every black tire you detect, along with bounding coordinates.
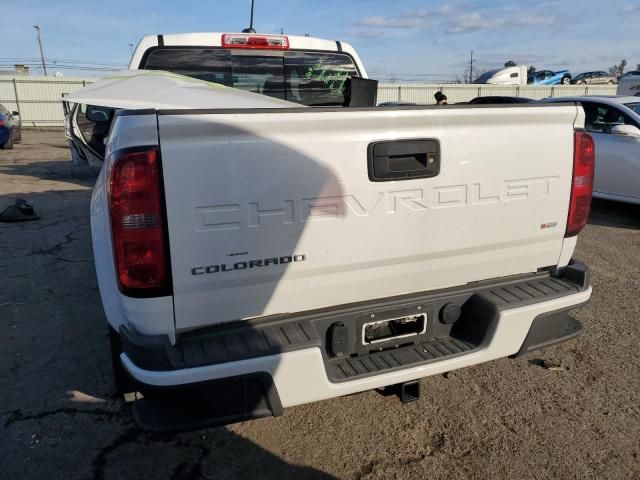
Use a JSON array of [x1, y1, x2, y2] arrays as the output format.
[[607, 80, 614, 85], [562, 76, 571, 85], [108, 326, 136, 396], [1, 129, 14, 149]]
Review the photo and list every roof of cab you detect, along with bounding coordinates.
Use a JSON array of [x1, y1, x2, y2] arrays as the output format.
[[129, 32, 349, 69]]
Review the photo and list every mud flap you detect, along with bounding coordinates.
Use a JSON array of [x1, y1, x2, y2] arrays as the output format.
[[510, 307, 584, 358], [131, 372, 283, 433]]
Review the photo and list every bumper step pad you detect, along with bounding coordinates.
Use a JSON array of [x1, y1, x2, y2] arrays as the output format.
[[329, 336, 477, 381], [180, 321, 320, 369]]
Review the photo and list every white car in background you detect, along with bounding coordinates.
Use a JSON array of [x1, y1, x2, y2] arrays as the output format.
[[540, 96, 640, 205]]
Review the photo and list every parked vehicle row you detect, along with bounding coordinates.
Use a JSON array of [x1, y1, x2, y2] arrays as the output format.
[[475, 66, 635, 87], [473, 66, 572, 85]]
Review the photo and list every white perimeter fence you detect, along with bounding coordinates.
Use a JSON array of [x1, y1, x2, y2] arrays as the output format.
[[1, 75, 618, 127], [0, 76, 96, 127], [377, 83, 617, 104]]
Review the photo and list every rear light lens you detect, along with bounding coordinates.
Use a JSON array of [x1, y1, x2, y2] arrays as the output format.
[[221, 33, 289, 50], [109, 147, 170, 294], [0, 119, 4, 126], [566, 131, 595, 237]]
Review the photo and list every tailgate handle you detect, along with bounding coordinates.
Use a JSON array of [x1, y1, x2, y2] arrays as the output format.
[[367, 139, 440, 182]]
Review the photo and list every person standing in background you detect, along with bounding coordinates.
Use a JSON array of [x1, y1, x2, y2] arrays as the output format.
[[434, 91, 448, 105]]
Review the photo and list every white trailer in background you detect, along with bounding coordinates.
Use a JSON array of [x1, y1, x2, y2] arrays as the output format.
[[473, 65, 528, 85], [617, 73, 640, 97]]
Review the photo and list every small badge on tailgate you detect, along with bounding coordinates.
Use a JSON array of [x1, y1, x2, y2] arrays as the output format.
[[540, 221, 558, 230], [191, 254, 306, 275]]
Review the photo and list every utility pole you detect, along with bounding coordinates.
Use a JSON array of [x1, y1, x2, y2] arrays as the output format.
[[33, 25, 47, 76], [469, 50, 474, 84]]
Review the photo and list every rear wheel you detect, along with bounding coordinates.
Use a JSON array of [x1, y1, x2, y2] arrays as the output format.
[[1, 130, 14, 149], [607, 80, 614, 85], [562, 76, 571, 85]]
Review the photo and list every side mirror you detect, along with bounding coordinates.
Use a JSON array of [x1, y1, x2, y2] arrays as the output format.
[[611, 124, 640, 138], [86, 106, 110, 123], [12, 111, 19, 116]]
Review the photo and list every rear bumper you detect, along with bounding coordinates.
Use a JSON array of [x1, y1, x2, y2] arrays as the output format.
[[120, 261, 591, 413], [123, 288, 591, 409]]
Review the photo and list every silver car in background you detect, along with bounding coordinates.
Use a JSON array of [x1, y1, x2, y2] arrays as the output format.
[[539, 96, 640, 204], [571, 71, 618, 85]]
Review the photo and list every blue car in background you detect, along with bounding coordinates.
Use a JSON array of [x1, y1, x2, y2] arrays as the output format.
[[0, 104, 21, 149], [528, 70, 572, 85]]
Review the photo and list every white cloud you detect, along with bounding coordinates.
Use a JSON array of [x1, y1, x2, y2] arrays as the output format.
[[349, 30, 386, 39], [407, 5, 455, 18], [353, 5, 456, 29], [620, 5, 640, 14], [446, 13, 506, 33], [355, 16, 427, 28], [446, 12, 555, 33], [512, 14, 557, 27], [354, 5, 556, 34]]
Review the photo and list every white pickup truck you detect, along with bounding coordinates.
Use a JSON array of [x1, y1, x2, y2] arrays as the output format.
[[66, 32, 593, 431]]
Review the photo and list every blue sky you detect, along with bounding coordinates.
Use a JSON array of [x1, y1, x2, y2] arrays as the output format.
[[2, 0, 639, 79]]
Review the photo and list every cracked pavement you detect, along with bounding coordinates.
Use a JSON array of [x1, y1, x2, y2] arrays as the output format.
[[1, 130, 639, 480]]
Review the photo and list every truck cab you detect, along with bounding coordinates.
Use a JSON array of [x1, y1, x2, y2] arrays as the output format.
[[65, 32, 367, 167]]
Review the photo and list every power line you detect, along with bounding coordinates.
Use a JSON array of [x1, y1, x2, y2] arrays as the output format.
[[49, 58, 127, 66], [0, 63, 122, 72], [0, 61, 124, 68], [0, 57, 127, 67]]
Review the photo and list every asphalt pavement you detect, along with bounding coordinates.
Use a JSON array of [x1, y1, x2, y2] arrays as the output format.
[[1, 130, 638, 480]]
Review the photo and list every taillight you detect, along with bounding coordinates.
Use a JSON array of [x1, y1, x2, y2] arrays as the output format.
[[566, 131, 595, 237], [109, 147, 170, 295], [221, 33, 289, 50], [0, 119, 4, 126]]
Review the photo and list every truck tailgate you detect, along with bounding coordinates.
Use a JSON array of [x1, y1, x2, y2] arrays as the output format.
[[157, 105, 579, 331]]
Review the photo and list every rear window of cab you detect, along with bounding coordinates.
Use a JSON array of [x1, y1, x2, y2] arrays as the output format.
[[141, 48, 359, 106]]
